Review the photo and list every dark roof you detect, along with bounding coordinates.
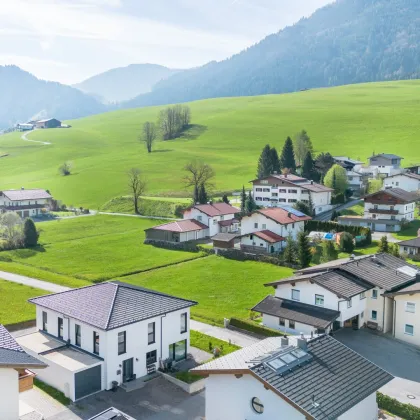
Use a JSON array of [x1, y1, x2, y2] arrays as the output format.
[[0, 324, 46, 368], [250, 335, 393, 420], [364, 187, 418, 203], [1, 189, 52, 201], [29, 282, 197, 331], [385, 282, 420, 296], [253, 230, 285, 243], [252, 296, 340, 329], [212, 233, 238, 242], [369, 153, 402, 160], [190, 203, 241, 217], [145, 219, 208, 233], [397, 237, 420, 247]]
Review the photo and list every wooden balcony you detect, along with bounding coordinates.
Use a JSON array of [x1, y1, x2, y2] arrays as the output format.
[[368, 208, 398, 215]]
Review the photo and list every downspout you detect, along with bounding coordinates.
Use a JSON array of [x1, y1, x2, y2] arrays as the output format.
[[393, 298, 396, 338], [160, 314, 167, 363], [382, 294, 386, 332]]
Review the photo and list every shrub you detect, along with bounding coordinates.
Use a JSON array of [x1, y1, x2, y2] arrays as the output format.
[[230, 318, 284, 337], [377, 392, 420, 420], [331, 193, 345, 205], [23, 218, 39, 247], [339, 232, 354, 253]]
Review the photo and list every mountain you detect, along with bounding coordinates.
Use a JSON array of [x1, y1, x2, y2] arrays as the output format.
[[124, 0, 420, 109], [74, 64, 180, 103], [0, 65, 106, 129]]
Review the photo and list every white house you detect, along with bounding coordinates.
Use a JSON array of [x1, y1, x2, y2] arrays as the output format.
[[192, 334, 393, 420], [346, 170, 363, 191], [240, 207, 311, 254], [257, 254, 419, 337], [250, 174, 333, 215], [368, 153, 403, 176], [0, 324, 46, 420], [0, 188, 52, 218], [183, 202, 241, 237], [384, 172, 420, 192], [398, 235, 420, 256], [16, 281, 197, 402], [145, 219, 209, 243]]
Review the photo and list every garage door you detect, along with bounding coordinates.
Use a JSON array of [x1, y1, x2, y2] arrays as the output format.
[[74, 365, 102, 400]]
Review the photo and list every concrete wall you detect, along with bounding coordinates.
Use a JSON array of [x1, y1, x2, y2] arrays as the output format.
[[204, 374, 305, 420], [0, 368, 19, 420], [384, 175, 420, 192], [337, 392, 378, 420], [394, 294, 420, 347]]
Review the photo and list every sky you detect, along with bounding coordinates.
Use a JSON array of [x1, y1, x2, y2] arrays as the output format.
[[0, 0, 334, 85]]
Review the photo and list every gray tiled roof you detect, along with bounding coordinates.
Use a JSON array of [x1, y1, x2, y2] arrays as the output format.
[[252, 296, 340, 329], [250, 335, 393, 420], [397, 237, 420, 247], [370, 153, 402, 160], [1, 189, 52, 201], [0, 324, 46, 368], [29, 282, 197, 331]]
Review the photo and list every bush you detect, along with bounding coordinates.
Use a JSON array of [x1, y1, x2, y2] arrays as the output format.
[[23, 218, 39, 247], [377, 392, 420, 420], [230, 318, 284, 337], [331, 193, 345, 205], [339, 232, 355, 253], [175, 372, 203, 384]]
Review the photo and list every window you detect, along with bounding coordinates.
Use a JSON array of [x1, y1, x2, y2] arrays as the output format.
[[279, 318, 285, 327], [118, 331, 126, 355], [372, 289, 378, 299], [169, 339, 187, 361], [360, 292, 365, 300], [272, 193, 278, 197], [288, 199, 297, 203], [347, 299, 352, 308], [42, 311, 47, 331], [263, 197, 270, 202], [289, 320, 295, 329], [146, 350, 157, 365], [197, 215, 202, 221], [93, 331, 100, 354], [315, 295, 324, 306], [251, 397, 264, 414], [58, 317, 63, 339], [348, 176, 353, 181], [288, 189, 298, 194], [406, 302, 416, 313], [371, 310, 377, 321], [256, 188, 262, 192], [254, 223, 258, 229], [391, 216, 396, 221], [148, 322, 155, 344], [374, 205, 378, 210], [361, 311, 364, 319], [262, 224, 266, 229], [261, 180, 268, 185], [278, 189, 287, 193], [75, 324, 81, 347], [255, 197, 262, 201], [180, 312, 187, 333], [405, 324, 414, 336], [220, 215, 224, 221], [263, 188, 270, 192], [291, 289, 300, 301], [278, 198, 286, 202], [249, 234, 253, 240], [213, 219, 217, 225], [292, 223, 295, 229]]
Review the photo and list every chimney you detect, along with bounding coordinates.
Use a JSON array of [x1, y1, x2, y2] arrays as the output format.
[[297, 337, 307, 351], [281, 337, 289, 347]]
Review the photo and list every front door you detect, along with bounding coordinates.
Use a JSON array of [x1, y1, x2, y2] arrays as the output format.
[[122, 358, 134, 382]]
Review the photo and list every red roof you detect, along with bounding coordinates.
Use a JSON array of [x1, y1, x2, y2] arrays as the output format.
[[257, 208, 312, 225], [147, 219, 208, 233], [191, 203, 241, 217], [253, 230, 285, 243]]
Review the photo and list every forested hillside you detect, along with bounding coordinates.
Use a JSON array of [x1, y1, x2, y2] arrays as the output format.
[[125, 0, 420, 108]]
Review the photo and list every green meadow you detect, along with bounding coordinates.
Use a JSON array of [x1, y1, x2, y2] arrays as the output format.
[[1, 80, 420, 208]]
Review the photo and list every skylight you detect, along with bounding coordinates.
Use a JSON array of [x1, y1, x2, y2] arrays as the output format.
[[397, 266, 418, 277], [280, 353, 297, 364], [268, 358, 286, 370]]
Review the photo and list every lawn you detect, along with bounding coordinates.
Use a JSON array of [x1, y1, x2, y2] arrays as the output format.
[[0, 215, 203, 283], [339, 202, 364, 217], [0, 280, 47, 326], [119, 255, 293, 325], [1, 80, 420, 208], [392, 219, 420, 241]]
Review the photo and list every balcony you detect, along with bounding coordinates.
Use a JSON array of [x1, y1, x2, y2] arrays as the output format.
[[368, 208, 398, 215], [0, 204, 46, 211]]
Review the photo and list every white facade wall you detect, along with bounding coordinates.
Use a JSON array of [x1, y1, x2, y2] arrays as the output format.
[[0, 369, 19, 420], [180, 229, 208, 242], [184, 208, 236, 237], [364, 202, 415, 222], [364, 288, 386, 330], [0, 195, 50, 217], [337, 295, 367, 328], [384, 175, 420, 192], [399, 244, 419, 256], [337, 392, 378, 420], [262, 314, 323, 335], [347, 172, 363, 188], [394, 294, 420, 347], [204, 374, 305, 420], [240, 236, 282, 252]]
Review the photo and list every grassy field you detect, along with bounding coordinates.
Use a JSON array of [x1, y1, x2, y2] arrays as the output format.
[[119, 255, 293, 325], [0, 215, 203, 283], [1, 80, 420, 208], [0, 280, 47, 325], [339, 202, 364, 216]]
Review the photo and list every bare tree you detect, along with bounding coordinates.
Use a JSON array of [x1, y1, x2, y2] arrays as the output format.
[[180, 105, 191, 128], [159, 105, 192, 140], [0, 213, 23, 249], [128, 168, 147, 214], [141, 121, 157, 153], [183, 161, 215, 201]]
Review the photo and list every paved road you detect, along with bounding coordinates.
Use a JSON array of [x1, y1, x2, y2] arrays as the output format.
[[314, 199, 362, 221], [21, 129, 51, 145], [372, 232, 399, 243], [190, 320, 258, 348], [0, 271, 70, 293]]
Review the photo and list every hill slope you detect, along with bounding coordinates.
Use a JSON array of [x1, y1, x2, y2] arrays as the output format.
[[125, 0, 420, 108], [74, 64, 179, 103], [0, 66, 106, 129], [1, 80, 420, 208]]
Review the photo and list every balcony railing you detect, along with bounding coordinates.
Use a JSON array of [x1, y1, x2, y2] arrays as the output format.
[[0, 204, 46, 211], [368, 208, 398, 215]]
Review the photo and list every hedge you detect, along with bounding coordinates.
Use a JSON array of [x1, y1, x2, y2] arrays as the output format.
[[144, 239, 202, 253], [377, 392, 420, 420], [305, 220, 371, 244], [230, 318, 284, 337]]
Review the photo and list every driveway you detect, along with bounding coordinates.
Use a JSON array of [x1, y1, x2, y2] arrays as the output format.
[[371, 232, 399, 243], [334, 328, 420, 407]]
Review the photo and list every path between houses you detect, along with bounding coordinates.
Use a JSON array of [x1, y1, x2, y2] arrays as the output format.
[[0, 271, 70, 293], [21, 129, 51, 145], [98, 211, 178, 220]]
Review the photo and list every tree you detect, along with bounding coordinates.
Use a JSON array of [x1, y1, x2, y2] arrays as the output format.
[[193, 184, 199, 204], [302, 151, 316, 180], [59, 161, 72, 176], [240, 186, 247, 215], [391, 243, 400, 258], [280, 137, 296, 173], [0, 213, 23, 249], [183, 161, 215, 200], [158, 105, 191, 140], [128, 168, 147, 214], [294, 130, 313, 166], [324, 164, 348, 194], [23, 218, 39, 247], [141, 121, 157, 153], [297, 231, 312, 268], [308, 194, 315, 216], [222, 194, 230, 204], [331, 210, 339, 221], [320, 240, 338, 263], [339, 232, 354, 253], [283, 234, 297, 264], [315, 153, 334, 178], [378, 236, 389, 253], [198, 184, 209, 204], [293, 201, 311, 216], [245, 191, 257, 214], [270, 147, 281, 174], [256, 144, 273, 178]]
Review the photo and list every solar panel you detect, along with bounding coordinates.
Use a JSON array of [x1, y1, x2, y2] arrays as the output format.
[[264, 347, 313, 375], [280, 206, 307, 217]]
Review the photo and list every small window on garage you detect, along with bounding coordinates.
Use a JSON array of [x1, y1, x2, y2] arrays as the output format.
[[75, 324, 81, 347], [93, 331, 100, 355], [58, 317, 63, 340], [42, 311, 47, 331]]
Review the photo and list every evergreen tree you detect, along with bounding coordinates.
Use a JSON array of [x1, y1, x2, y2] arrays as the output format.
[[245, 191, 257, 214], [302, 151, 316, 180], [308, 195, 315, 216], [297, 231, 312, 268], [378, 236, 389, 253], [283, 234, 297, 264], [240, 186, 247, 215], [315, 153, 335, 178], [339, 232, 355, 253], [320, 240, 338, 263], [198, 184, 208, 204], [222, 194, 230, 204], [256, 144, 273, 178], [324, 164, 348, 194], [23, 218, 39, 248], [193, 184, 199, 204], [280, 137, 296, 173], [270, 147, 281, 174]]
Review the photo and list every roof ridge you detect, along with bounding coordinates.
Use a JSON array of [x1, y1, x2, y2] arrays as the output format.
[[105, 283, 119, 330], [28, 282, 105, 303]]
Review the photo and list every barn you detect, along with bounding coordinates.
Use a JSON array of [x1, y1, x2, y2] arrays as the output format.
[[36, 118, 62, 129]]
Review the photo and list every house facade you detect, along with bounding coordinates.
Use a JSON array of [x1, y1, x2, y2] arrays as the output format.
[[192, 334, 393, 420], [35, 118, 61, 129], [368, 153, 403, 176], [250, 174, 333, 215], [145, 219, 209, 243], [0, 188, 52, 218], [183, 202, 241, 237], [240, 207, 311, 254], [398, 236, 420, 256], [17, 281, 197, 401], [346, 170, 363, 192], [0, 324, 46, 420], [338, 187, 417, 232], [384, 172, 420, 192]]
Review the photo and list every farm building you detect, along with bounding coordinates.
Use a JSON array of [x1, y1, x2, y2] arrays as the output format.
[[36, 118, 61, 129], [145, 219, 209, 243], [212, 233, 238, 249]]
